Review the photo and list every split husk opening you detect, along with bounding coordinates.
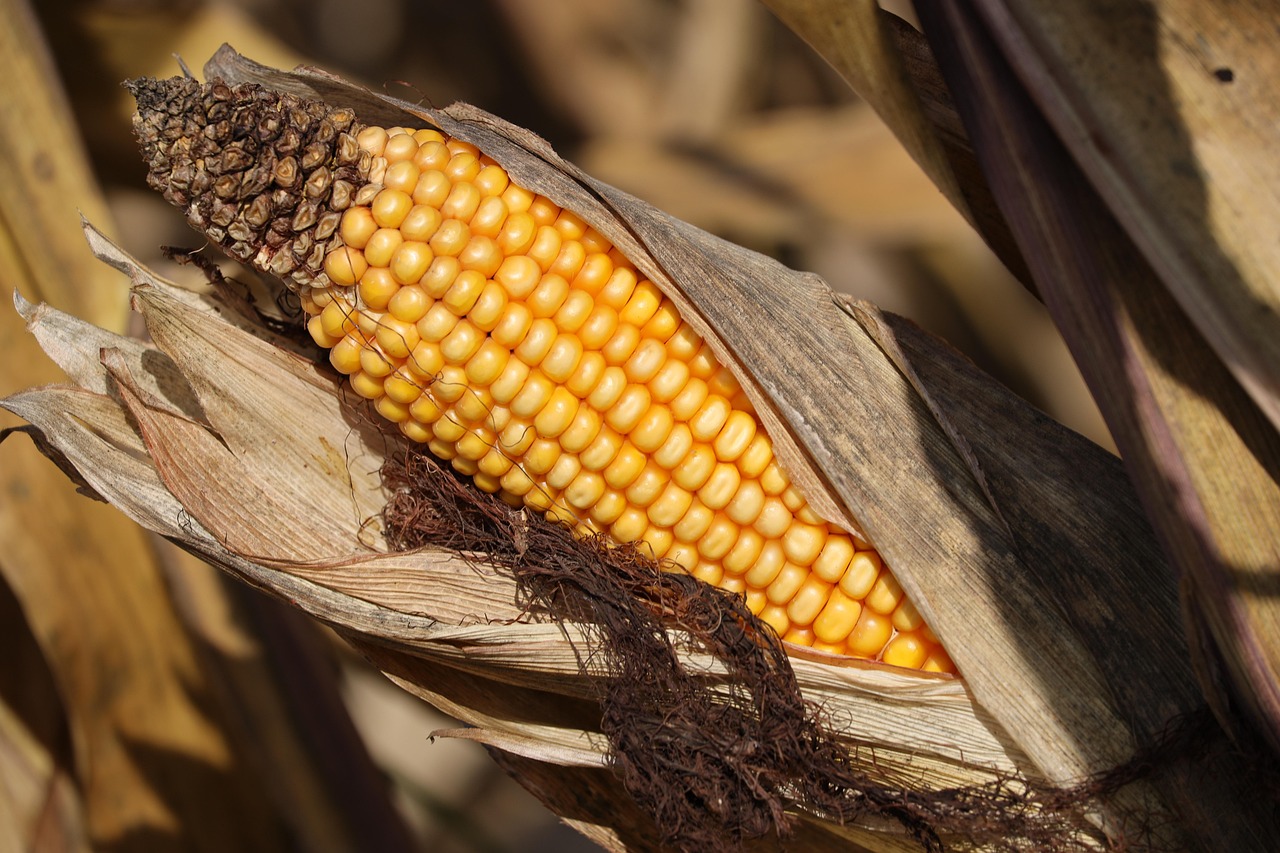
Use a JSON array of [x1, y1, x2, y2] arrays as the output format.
[[4, 44, 1278, 851]]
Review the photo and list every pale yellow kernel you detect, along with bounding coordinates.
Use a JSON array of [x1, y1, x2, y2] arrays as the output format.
[[408, 393, 445, 425], [744, 541, 786, 588], [840, 551, 882, 601], [501, 184, 535, 214], [647, 359, 689, 404], [417, 302, 460, 342], [548, 240, 587, 281], [490, 303, 533, 349], [882, 633, 929, 670], [429, 219, 470, 257], [385, 241, 430, 285], [428, 436, 458, 459], [892, 599, 924, 633], [514, 318, 558, 366], [796, 505, 824, 525], [496, 211, 537, 256], [383, 132, 419, 163], [639, 526, 674, 560], [552, 208, 587, 241], [495, 255, 542, 299], [578, 305, 619, 350], [602, 325, 641, 365], [356, 126, 388, 156], [407, 341, 445, 379], [559, 406, 602, 454], [353, 308, 382, 338], [421, 256, 461, 297], [527, 226, 563, 271], [712, 410, 757, 463], [375, 316, 420, 359], [782, 626, 815, 647], [384, 369, 423, 405], [597, 267, 637, 311], [688, 342, 719, 380], [509, 371, 555, 419], [387, 283, 430, 323], [413, 139, 450, 171], [647, 482, 693, 527], [697, 514, 738, 560], [523, 484, 557, 512], [359, 343, 395, 377], [666, 323, 702, 360], [340, 206, 378, 249], [624, 339, 666, 384], [483, 403, 512, 434], [579, 428, 623, 471], [922, 646, 955, 674], [782, 523, 827, 567], [553, 290, 594, 334], [684, 558, 719, 587], [619, 281, 662, 327], [652, 423, 693, 469], [438, 269, 483, 316], [847, 610, 894, 659], [690, 395, 732, 443], [630, 404, 674, 454], [603, 443, 646, 490], [464, 337, 509, 385], [545, 454, 582, 491], [400, 419, 432, 443], [472, 471, 503, 494], [349, 370, 384, 400], [673, 500, 714, 542], [431, 365, 469, 403], [697, 463, 741, 511], [744, 589, 768, 616], [470, 196, 508, 237], [589, 489, 627, 525], [664, 543, 699, 573], [865, 571, 904, 616], [329, 334, 367, 374], [523, 439, 561, 475], [723, 528, 764, 574], [572, 253, 614, 295], [564, 470, 606, 511], [527, 194, 560, 225], [372, 189, 413, 229], [458, 236, 502, 278], [611, 508, 648, 544], [474, 164, 510, 197], [765, 562, 807, 607], [670, 377, 709, 421], [759, 462, 789, 496], [456, 429, 494, 462], [307, 316, 340, 349], [444, 151, 481, 183], [624, 463, 669, 508], [528, 274, 570, 319], [813, 590, 862, 646], [469, 283, 508, 331], [758, 604, 790, 637], [498, 419, 536, 456], [753, 497, 794, 539], [319, 298, 357, 339], [671, 444, 716, 492], [535, 387, 579, 437], [586, 366, 628, 411], [567, 352, 607, 398], [781, 485, 807, 513], [324, 247, 367, 286], [500, 467, 535, 498], [787, 576, 833, 627], [641, 299, 681, 342], [412, 170, 450, 208], [737, 435, 773, 479], [541, 334, 583, 384], [384, 160, 421, 194], [580, 227, 612, 255], [725, 480, 765, 527], [812, 536, 855, 584], [604, 385, 651, 434]]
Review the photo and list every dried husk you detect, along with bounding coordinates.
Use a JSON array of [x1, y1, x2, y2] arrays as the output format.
[[5, 44, 1275, 850]]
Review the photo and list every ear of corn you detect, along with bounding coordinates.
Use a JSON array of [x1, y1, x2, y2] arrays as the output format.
[[131, 77, 955, 674]]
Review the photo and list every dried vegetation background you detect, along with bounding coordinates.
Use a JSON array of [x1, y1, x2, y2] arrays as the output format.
[[0, 0, 1109, 851]]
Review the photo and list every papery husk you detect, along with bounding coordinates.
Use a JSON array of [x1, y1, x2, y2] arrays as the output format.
[[5, 44, 1275, 850]]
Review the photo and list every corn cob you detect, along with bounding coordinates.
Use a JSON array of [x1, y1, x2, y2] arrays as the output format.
[[130, 76, 954, 673]]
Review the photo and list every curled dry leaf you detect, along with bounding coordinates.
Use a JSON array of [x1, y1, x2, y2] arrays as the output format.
[[3, 44, 1275, 851]]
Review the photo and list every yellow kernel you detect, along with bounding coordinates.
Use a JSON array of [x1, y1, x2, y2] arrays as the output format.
[[882, 633, 929, 670], [725, 480, 765, 526], [542, 334, 584, 383], [611, 508, 649, 544], [744, 589, 768, 616], [840, 551, 882, 600], [509, 371, 555, 418], [781, 485, 807, 513], [666, 323, 702, 360], [560, 406, 602, 454], [579, 427, 623, 471], [375, 316, 420, 359], [420, 256, 460, 298], [567, 351, 607, 398], [712, 410, 756, 462], [813, 589, 862, 646], [527, 226, 563, 271], [624, 339, 666, 384], [307, 315, 340, 348], [737, 434, 773, 479], [444, 151, 481, 183], [697, 463, 741, 511], [319, 298, 357, 339], [553, 290, 594, 334], [359, 343, 395, 377], [812, 536, 854, 584], [469, 283, 508, 331], [498, 419, 536, 456], [523, 439, 561, 475], [528, 274, 570, 318], [496, 211, 537, 256], [672, 444, 716, 491], [697, 514, 738, 560], [417, 302, 460, 342], [431, 365, 469, 403], [647, 359, 690, 404], [597, 266, 637, 310], [760, 462, 789, 496], [564, 470, 606, 511], [474, 164, 510, 197], [619, 281, 662, 327], [386, 241, 431, 285], [723, 528, 764, 574], [624, 463, 669, 508], [459, 236, 502, 278], [690, 395, 732, 443], [546, 454, 582, 491], [349, 370, 384, 400], [847, 610, 894, 659], [465, 338, 509, 384], [372, 189, 413, 229], [865, 570, 904, 616], [429, 219, 470, 257], [765, 562, 808, 606], [922, 646, 955, 674], [744, 541, 786, 588], [572, 253, 614, 295], [758, 604, 790, 637], [548, 240, 587, 281], [324, 247, 367, 286], [580, 227, 612, 255], [407, 340, 445, 379], [496, 255, 542, 299], [383, 132, 419, 163], [603, 443, 646, 490], [707, 366, 740, 400], [535, 387, 579, 437], [630, 404, 674, 454], [753, 497, 794, 539], [653, 423, 693, 469], [641, 299, 681, 341], [413, 139, 450, 170], [665, 543, 699, 573], [782, 626, 815, 647], [586, 366, 628, 411], [408, 393, 445, 426], [670, 377, 709, 421], [329, 334, 367, 374], [340, 206, 378, 249], [515, 318, 558, 366], [412, 170, 450, 208], [578, 305, 619, 350], [360, 229, 401, 269], [441, 319, 485, 364], [472, 471, 502, 494], [470, 196, 508, 237], [892, 598, 924, 633], [385, 283, 429, 323], [786, 576, 833, 626], [782, 523, 827, 567], [356, 126, 388, 155], [589, 489, 627, 525], [491, 303, 533, 349], [527, 194, 560, 225], [604, 384, 652, 434], [456, 428, 494, 461], [400, 419, 432, 443], [384, 160, 421, 194], [647, 482, 693, 527], [688, 342, 718, 379], [673, 500, 715, 541], [553, 208, 587, 240], [384, 368, 423, 405], [602, 325, 641, 365]]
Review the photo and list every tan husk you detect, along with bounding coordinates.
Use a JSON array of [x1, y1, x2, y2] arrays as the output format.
[[4, 44, 1273, 850]]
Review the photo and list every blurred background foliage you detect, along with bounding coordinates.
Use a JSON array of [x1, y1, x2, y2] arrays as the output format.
[[1, 0, 1111, 851]]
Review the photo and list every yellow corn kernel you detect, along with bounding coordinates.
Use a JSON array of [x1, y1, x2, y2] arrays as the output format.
[[882, 632, 929, 670], [847, 609, 894, 659]]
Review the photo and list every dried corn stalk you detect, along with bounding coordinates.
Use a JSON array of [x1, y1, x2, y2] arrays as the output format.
[[4, 46, 1278, 851]]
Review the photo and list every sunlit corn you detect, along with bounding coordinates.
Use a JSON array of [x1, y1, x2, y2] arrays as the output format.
[[292, 125, 954, 673]]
